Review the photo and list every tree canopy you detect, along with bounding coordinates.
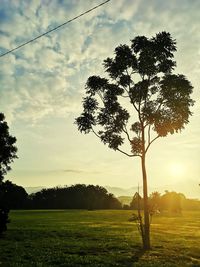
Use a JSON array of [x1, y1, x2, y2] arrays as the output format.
[[0, 113, 18, 182], [29, 184, 122, 210], [0, 180, 28, 209], [75, 32, 194, 157]]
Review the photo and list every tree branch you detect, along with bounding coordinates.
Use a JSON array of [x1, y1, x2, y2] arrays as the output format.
[[156, 99, 168, 113], [133, 102, 139, 112], [124, 71, 139, 114], [125, 69, 130, 77], [91, 127, 101, 139], [116, 148, 141, 158], [148, 125, 151, 145], [92, 127, 140, 158], [122, 126, 132, 143], [116, 80, 130, 99], [145, 135, 160, 153]]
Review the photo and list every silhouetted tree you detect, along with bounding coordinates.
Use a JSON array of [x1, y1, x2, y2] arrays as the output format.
[[75, 32, 194, 249], [130, 192, 143, 210], [0, 113, 17, 182], [0, 113, 18, 235], [0, 181, 28, 209]]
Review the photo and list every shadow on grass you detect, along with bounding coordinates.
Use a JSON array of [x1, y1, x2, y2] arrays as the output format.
[[115, 245, 146, 267], [131, 247, 146, 262]]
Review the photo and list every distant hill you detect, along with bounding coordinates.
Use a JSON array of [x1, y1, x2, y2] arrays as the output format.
[[25, 186, 46, 194], [25, 179, 200, 199], [105, 180, 200, 199], [105, 186, 138, 197]]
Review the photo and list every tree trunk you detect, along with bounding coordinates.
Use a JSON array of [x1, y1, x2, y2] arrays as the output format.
[[141, 154, 150, 250]]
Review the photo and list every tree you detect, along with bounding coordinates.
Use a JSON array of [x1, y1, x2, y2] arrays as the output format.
[[0, 113, 17, 235], [130, 192, 143, 210], [0, 181, 28, 209], [149, 191, 161, 212], [0, 113, 18, 183], [75, 32, 194, 249], [161, 191, 184, 213]]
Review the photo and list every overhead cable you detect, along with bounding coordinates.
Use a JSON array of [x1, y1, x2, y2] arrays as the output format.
[[0, 0, 111, 58]]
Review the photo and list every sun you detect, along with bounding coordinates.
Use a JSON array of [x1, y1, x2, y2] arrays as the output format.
[[169, 162, 185, 177]]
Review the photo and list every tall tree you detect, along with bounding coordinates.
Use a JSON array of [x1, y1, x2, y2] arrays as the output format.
[[0, 113, 17, 183], [0, 113, 17, 235], [75, 32, 194, 249]]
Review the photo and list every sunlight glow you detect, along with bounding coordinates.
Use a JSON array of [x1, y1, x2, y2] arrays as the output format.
[[169, 162, 185, 177]]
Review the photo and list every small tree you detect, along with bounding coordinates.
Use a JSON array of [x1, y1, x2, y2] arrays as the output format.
[[130, 192, 143, 210], [75, 32, 194, 249], [149, 191, 161, 212], [0, 113, 18, 235]]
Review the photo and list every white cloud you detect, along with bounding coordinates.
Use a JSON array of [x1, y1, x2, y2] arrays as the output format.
[[104, 0, 140, 21], [0, 0, 199, 127]]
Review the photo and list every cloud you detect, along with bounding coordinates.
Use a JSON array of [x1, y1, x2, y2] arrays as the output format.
[[0, 1, 110, 124], [0, 0, 199, 126], [14, 168, 100, 175], [63, 169, 84, 173]]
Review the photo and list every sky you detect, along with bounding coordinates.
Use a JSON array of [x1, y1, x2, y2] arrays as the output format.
[[0, 0, 199, 196]]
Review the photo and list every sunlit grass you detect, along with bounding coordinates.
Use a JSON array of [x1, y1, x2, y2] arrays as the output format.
[[0, 210, 200, 266]]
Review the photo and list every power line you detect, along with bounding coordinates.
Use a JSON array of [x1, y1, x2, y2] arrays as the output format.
[[0, 0, 111, 58]]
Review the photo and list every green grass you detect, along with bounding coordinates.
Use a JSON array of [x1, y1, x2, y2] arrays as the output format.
[[0, 210, 200, 267]]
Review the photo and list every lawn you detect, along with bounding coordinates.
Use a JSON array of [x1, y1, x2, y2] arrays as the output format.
[[0, 210, 200, 267]]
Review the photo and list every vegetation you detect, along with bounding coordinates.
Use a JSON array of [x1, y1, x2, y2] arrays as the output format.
[[75, 32, 194, 249], [0, 113, 18, 235], [29, 184, 121, 210], [1, 183, 120, 210], [129, 191, 200, 213], [0, 113, 17, 182], [1, 180, 200, 212], [0, 210, 199, 267], [0, 180, 28, 209]]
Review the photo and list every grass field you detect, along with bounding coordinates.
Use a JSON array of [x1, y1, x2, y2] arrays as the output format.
[[0, 210, 200, 267]]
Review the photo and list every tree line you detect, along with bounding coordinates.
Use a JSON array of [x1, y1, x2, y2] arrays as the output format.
[[0, 181, 121, 210], [1, 180, 200, 211], [128, 191, 200, 213]]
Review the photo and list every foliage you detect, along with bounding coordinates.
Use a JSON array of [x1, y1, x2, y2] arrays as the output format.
[[128, 191, 200, 213], [130, 192, 143, 209], [75, 32, 194, 156], [149, 191, 162, 213], [2, 180, 199, 212], [0, 113, 18, 236], [29, 184, 122, 210], [160, 191, 184, 213], [0, 180, 28, 209], [0, 113, 18, 182]]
